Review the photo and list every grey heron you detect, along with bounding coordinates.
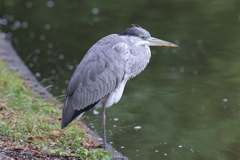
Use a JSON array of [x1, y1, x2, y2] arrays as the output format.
[[61, 26, 178, 150]]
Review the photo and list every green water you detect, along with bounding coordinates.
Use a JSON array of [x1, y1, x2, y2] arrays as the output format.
[[1, 0, 240, 159]]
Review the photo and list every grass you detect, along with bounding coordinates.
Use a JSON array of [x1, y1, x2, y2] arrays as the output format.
[[0, 60, 111, 160]]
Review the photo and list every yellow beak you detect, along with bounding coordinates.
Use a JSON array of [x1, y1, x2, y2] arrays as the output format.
[[147, 37, 179, 47]]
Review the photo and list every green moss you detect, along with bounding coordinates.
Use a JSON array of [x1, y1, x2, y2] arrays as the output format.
[[0, 60, 110, 159]]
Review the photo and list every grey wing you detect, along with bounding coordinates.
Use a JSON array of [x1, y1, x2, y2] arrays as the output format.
[[61, 34, 129, 128]]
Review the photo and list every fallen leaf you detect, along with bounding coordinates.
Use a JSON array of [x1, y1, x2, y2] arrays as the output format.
[[10, 123, 16, 127], [82, 141, 95, 147], [27, 137, 34, 141], [4, 112, 10, 116], [24, 80, 33, 84], [0, 102, 6, 110], [58, 106, 63, 110], [35, 136, 44, 141], [50, 130, 61, 135]]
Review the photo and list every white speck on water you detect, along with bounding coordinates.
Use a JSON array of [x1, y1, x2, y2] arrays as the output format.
[[65, 80, 69, 84], [178, 145, 183, 148], [35, 72, 41, 77], [164, 143, 167, 145], [197, 39, 202, 45], [22, 22, 28, 28], [113, 125, 116, 127], [92, 8, 99, 14], [26, 1, 33, 8], [51, 70, 55, 74], [29, 31, 35, 39], [68, 65, 74, 70], [40, 35, 46, 40], [113, 118, 119, 121], [2, 19, 8, 25], [164, 153, 167, 156], [29, 63, 34, 68], [93, 110, 99, 115], [134, 126, 141, 130], [120, 146, 124, 149], [136, 150, 139, 152], [0, 33, 6, 39], [48, 43, 53, 48], [179, 66, 184, 73], [110, 142, 113, 144], [12, 20, 21, 30], [14, 20, 21, 28], [175, 39, 180, 44], [46, 1, 54, 7], [151, 49, 156, 54], [223, 98, 228, 102], [8, 15, 14, 21], [44, 24, 51, 30], [59, 54, 64, 59], [7, 33, 12, 38], [155, 150, 159, 152], [35, 49, 40, 54], [193, 70, 198, 75]]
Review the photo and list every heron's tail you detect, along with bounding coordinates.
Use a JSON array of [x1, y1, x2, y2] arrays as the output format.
[[61, 96, 98, 129], [61, 96, 82, 128]]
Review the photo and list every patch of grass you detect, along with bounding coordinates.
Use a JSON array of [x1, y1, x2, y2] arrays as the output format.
[[0, 61, 111, 159]]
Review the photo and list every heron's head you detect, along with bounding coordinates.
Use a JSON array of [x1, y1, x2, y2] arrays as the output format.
[[120, 26, 178, 47]]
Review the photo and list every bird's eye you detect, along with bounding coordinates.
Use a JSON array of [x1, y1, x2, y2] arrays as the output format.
[[141, 36, 145, 40]]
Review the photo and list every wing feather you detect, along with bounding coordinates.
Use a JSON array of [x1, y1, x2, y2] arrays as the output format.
[[62, 34, 130, 128]]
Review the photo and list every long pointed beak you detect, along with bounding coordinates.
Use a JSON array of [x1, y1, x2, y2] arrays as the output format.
[[147, 37, 179, 47]]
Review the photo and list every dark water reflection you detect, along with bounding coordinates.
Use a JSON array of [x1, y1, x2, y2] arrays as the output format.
[[1, 0, 240, 159]]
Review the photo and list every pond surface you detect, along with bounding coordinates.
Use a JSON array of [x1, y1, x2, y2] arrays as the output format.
[[1, 0, 240, 159]]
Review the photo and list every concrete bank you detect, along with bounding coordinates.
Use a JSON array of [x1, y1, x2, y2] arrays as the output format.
[[0, 34, 128, 160]]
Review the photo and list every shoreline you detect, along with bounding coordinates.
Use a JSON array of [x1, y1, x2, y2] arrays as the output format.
[[0, 35, 128, 160]]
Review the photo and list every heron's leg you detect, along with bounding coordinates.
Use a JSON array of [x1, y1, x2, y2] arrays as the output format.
[[101, 102, 107, 150]]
